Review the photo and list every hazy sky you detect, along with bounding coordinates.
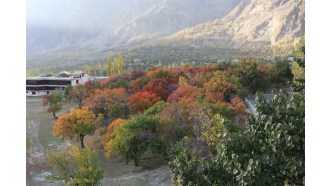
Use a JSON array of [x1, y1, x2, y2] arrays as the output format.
[[26, 0, 126, 30], [27, 0, 72, 26]]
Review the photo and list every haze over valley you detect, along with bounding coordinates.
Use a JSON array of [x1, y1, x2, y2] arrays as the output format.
[[27, 0, 304, 74]]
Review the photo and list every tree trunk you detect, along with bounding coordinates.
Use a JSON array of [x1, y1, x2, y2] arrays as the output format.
[[134, 157, 139, 166], [53, 112, 56, 118], [79, 99, 82, 109], [80, 134, 85, 148]]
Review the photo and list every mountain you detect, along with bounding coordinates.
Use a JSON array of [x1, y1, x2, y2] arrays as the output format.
[[162, 0, 305, 51], [27, 0, 242, 56], [103, 0, 242, 47], [27, 0, 305, 72]]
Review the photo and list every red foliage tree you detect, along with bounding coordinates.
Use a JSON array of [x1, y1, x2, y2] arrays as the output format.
[[84, 88, 128, 118], [129, 76, 150, 93], [167, 85, 202, 103], [220, 96, 246, 115], [143, 78, 178, 100], [129, 67, 145, 80], [129, 91, 161, 113]]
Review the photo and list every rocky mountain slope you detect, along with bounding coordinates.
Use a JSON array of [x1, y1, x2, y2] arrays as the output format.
[[162, 0, 305, 51], [27, 0, 305, 71], [27, 0, 241, 56]]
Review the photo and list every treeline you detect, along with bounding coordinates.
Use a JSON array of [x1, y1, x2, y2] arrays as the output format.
[[42, 38, 304, 185]]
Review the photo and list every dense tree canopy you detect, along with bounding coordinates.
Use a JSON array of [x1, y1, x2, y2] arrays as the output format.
[[47, 49, 304, 185], [129, 91, 161, 113], [237, 57, 271, 93], [84, 88, 129, 119], [103, 115, 176, 166]]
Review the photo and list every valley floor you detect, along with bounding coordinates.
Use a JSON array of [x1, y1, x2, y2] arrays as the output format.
[[26, 97, 172, 186]]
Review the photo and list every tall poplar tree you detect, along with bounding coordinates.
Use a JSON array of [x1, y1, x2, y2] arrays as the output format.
[[117, 52, 123, 74], [106, 56, 113, 76]]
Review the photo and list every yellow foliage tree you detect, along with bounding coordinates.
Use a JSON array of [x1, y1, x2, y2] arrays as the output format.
[[53, 106, 103, 148]]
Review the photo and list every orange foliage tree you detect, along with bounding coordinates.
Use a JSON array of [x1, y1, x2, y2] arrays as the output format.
[[167, 85, 202, 103], [204, 71, 239, 103], [84, 88, 129, 119], [53, 106, 103, 148], [102, 118, 126, 149], [129, 91, 161, 113], [220, 95, 246, 115]]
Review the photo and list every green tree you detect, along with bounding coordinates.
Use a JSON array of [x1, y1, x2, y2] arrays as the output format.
[[292, 36, 305, 94], [294, 35, 305, 58], [270, 60, 293, 84], [46, 146, 103, 185], [237, 57, 270, 93], [106, 56, 113, 76], [104, 115, 171, 166], [42, 89, 63, 118], [169, 90, 305, 185], [67, 84, 88, 108], [117, 52, 124, 74]]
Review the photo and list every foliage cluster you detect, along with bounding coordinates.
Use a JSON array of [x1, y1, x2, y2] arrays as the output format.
[[46, 45, 304, 185], [46, 146, 103, 186]]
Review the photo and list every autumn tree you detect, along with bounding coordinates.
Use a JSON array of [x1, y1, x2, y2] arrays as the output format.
[[129, 67, 145, 80], [167, 84, 201, 103], [104, 115, 174, 166], [237, 57, 271, 93], [143, 77, 178, 100], [42, 89, 63, 118], [204, 71, 239, 103], [84, 88, 129, 119], [53, 106, 103, 148], [67, 84, 88, 108], [100, 74, 129, 89], [130, 76, 150, 93], [129, 91, 161, 113], [46, 146, 103, 185], [147, 68, 173, 80], [103, 118, 126, 156]]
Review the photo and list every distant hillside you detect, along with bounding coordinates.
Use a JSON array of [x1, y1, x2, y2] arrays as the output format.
[[162, 0, 305, 52], [27, 0, 305, 73], [27, 0, 241, 56]]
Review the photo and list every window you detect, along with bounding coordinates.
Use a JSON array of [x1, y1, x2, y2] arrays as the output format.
[[47, 91, 50, 94], [76, 80, 79, 84], [32, 91, 36, 95], [26, 91, 28, 94]]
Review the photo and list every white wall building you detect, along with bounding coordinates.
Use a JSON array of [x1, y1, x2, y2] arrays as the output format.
[[26, 71, 92, 96]]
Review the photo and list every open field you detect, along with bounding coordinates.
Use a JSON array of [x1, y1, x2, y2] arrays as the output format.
[[26, 97, 172, 186]]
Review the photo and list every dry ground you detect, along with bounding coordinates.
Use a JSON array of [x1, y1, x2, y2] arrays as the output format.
[[26, 97, 172, 186]]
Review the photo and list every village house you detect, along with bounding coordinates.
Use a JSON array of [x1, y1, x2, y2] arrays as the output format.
[[26, 71, 92, 96]]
